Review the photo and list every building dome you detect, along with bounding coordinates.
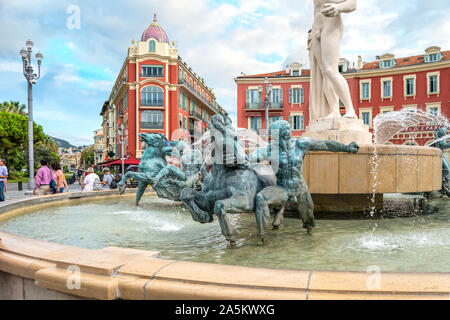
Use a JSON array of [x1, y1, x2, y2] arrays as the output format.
[[141, 14, 169, 43]]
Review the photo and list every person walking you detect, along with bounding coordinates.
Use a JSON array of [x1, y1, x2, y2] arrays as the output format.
[[0, 159, 8, 202], [33, 159, 53, 196], [82, 167, 101, 192], [50, 162, 67, 193]]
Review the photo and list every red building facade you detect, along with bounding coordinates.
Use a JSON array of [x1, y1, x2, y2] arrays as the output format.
[[235, 46, 450, 145], [100, 15, 225, 161]]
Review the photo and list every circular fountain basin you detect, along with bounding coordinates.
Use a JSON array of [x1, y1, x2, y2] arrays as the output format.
[[303, 144, 442, 212], [1, 191, 450, 300]]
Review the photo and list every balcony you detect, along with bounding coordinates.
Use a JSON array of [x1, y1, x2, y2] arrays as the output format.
[[141, 122, 164, 130], [178, 79, 220, 114], [189, 110, 202, 121], [141, 100, 164, 107], [245, 102, 283, 110]]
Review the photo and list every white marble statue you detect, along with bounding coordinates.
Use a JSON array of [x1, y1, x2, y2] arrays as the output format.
[[308, 0, 357, 121]]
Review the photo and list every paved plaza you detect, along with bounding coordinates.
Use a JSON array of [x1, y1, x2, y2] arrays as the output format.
[[2, 181, 82, 201]]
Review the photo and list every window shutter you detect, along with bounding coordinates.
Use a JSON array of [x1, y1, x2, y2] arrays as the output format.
[[289, 88, 292, 104], [245, 89, 249, 104], [280, 88, 283, 103], [289, 116, 293, 129], [425, 55, 430, 63], [301, 88, 305, 103]]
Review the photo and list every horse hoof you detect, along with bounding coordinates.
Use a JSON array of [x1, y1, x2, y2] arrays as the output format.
[[260, 235, 267, 245], [306, 227, 313, 235], [272, 225, 279, 230], [229, 240, 237, 248]]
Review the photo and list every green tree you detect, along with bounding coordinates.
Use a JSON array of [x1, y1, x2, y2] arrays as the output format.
[[0, 110, 45, 169], [80, 145, 95, 168], [0, 101, 27, 115]]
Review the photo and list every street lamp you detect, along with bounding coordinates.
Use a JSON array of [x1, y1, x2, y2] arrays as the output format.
[[259, 77, 272, 142], [118, 124, 128, 175], [20, 39, 43, 194]]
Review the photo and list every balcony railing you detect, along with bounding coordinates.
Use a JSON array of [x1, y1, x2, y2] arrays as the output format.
[[189, 110, 202, 120], [245, 102, 283, 110], [178, 79, 220, 114], [141, 122, 164, 129], [141, 100, 164, 107]]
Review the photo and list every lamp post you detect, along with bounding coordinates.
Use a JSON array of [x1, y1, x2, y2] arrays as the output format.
[[259, 77, 272, 142], [118, 124, 128, 175], [20, 39, 43, 194]]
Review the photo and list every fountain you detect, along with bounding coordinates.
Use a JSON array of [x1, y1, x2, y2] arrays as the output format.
[[0, 0, 449, 300]]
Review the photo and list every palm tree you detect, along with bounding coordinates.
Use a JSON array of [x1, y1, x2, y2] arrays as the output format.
[[0, 101, 27, 115]]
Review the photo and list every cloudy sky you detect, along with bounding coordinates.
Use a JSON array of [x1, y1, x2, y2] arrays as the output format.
[[0, 0, 449, 146]]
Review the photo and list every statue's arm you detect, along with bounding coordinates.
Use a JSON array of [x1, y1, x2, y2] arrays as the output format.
[[321, 0, 356, 17], [298, 137, 359, 153], [338, 0, 357, 13], [249, 147, 268, 163]]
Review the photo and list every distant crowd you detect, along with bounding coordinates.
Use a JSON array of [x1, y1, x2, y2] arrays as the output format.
[[0, 158, 118, 202]]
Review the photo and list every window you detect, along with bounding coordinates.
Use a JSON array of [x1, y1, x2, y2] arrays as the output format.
[[269, 116, 282, 126], [141, 65, 163, 77], [382, 80, 392, 98], [362, 112, 370, 125], [250, 89, 260, 103], [292, 70, 299, 76], [381, 59, 395, 68], [426, 53, 442, 62], [429, 75, 438, 93], [272, 89, 280, 103], [291, 115, 305, 130], [141, 86, 163, 106], [289, 88, 304, 104], [179, 114, 183, 129], [141, 110, 163, 129], [405, 78, 415, 96], [429, 107, 439, 116], [361, 83, 370, 99], [149, 40, 156, 52], [249, 116, 261, 131]]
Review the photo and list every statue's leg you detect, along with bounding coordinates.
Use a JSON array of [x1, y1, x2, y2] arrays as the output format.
[[118, 172, 132, 194], [214, 194, 253, 244], [255, 186, 288, 242], [135, 181, 148, 206], [180, 188, 213, 223], [119, 172, 155, 195], [297, 190, 315, 233], [320, 26, 356, 118]]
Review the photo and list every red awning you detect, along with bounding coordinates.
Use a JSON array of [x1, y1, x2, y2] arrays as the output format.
[[105, 157, 140, 166]]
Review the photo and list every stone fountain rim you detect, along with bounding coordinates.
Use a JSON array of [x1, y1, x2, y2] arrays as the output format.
[[0, 191, 449, 300]]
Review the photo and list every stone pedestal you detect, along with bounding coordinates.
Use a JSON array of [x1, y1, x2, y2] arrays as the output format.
[[302, 117, 372, 145]]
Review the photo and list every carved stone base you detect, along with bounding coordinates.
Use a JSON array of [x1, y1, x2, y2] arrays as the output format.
[[302, 117, 373, 145]]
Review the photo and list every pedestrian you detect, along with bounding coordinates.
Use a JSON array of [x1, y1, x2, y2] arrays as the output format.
[[34, 159, 54, 196], [77, 167, 83, 185], [50, 162, 67, 193], [0, 159, 8, 202], [101, 167, 115, 189], [82, 167, 101, 192]]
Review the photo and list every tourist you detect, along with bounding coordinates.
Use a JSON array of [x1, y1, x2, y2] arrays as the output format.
[[82, 167, 101, 192], [50, 162, 66, 193], [101, 167, 115, 189], [77, 167, 83, 185], [0, 159, 8, 202], [34, 159, 53, 196]]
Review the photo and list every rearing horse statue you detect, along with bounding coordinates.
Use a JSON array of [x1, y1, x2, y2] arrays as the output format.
[[180, 114, 277, 246], [118, 133, 175, 204]]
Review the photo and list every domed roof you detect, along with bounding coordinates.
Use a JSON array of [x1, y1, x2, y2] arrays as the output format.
[[141, 14, 169, 43]]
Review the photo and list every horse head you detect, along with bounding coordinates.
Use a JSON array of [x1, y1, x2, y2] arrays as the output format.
[[139, 133, 171, 159]]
